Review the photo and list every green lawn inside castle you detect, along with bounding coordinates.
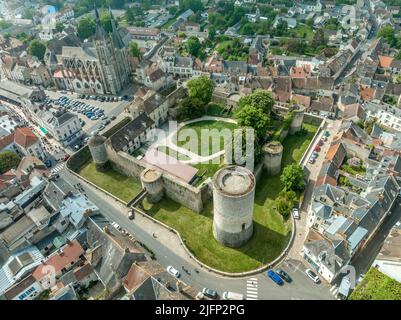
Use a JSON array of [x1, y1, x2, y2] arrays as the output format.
[[77, 122, 317, 273]]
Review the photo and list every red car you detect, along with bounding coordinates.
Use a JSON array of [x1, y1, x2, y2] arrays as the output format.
[[314, 146, 321, 152], [62, 154, 70, 161]]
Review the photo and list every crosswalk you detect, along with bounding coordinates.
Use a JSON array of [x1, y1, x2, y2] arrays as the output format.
[[329, 285, 341, 300], [51, 163, 65, 174], [246, 277, 258, 300]]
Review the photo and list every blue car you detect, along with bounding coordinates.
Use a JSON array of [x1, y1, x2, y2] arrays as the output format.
[[44, 159, 52, 168], [267, 269, 284, 286]]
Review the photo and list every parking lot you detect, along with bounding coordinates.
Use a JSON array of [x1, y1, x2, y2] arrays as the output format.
[[44, 90, 131, 135]]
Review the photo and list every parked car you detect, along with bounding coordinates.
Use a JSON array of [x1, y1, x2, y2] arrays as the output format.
[[291, 207, 300, 219], [276, 269, 292, 283], [314, 146, 321, 152], [318, 139, 324, 146], [166, 266, 180, 278], [267, 269, 284, 286], [309, 157, 316, 164], [305, 269, 321, 284], [202, 288, 218, 299], [44, 159, 52, 168], [222, 291, 244, 300], [110, 115, 116, 120], [128, 209, 135, 220], [62, 154, 70, 161]]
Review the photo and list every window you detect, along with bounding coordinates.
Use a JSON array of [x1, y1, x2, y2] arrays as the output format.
[[242, 223, 245, 231]]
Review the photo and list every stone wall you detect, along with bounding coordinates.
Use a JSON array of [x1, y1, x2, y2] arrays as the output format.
[[303, 113, 324, 126], [162, 176, 203, 213], [106, 144, 205, 213], [253, 160, 265, 182]]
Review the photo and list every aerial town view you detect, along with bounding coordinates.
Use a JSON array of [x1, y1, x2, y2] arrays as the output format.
[[0, 0, 400, 310]]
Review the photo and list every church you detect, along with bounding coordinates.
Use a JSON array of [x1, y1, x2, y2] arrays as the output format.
[[45, 7, 131, 95]]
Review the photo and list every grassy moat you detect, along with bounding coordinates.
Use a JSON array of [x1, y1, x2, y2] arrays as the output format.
[[77, 124, 317, 272]]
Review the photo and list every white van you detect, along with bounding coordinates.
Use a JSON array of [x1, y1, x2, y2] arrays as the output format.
[[222, 291, 244, 300]]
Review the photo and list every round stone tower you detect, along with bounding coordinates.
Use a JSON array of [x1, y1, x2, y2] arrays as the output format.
[[289, 105, 305, 134], [140, 168, 164, 203], [263, 141, 283, 176], [88, 134, 108, 171], [212, 166, 255, 248]]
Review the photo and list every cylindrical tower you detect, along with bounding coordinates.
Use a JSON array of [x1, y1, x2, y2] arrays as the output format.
[[289, 106, 305, 134], [263, 141, 283, 176], [88, 134, 108, 171], [140, 168, 164, 203], [212, 166, 255, 248]]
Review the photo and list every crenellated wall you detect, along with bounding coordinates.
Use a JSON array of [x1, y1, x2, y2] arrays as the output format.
[[105, 142, 205, 212]]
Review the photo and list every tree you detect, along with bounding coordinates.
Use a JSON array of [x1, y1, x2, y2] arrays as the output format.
[[238, 89, 274, 115], [274, 19, 288, 37], [396, 51, 401, 60], [306, 18, 314, 27], [235, 105, 270, 141], [100, 10, 116, 34], [286, 38, 307, 55], [187, 76, 214, 104], [179, 0, 204, 13], [208, 26, 216, 42], [0, 151, 20, 174], [77, 16, 96, 40], [378, 26, 401, 48], [29, 40, 46, 62], [240, 23, 256, 36], [280, 164, 305, 192], [311, 28, 326, 48], [168, 6, 178, 16], [275, 190, 297, 218], [55, 22, 64, 33], [177, 96, 205, 120], [185, 36, 202, 57], [129, 41, 141, 58]]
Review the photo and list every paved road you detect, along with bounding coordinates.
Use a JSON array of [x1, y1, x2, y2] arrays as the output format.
[[60, 168, 335, 300]]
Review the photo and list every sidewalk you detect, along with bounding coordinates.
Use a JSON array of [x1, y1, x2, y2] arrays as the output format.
[[73, 171, 192, 261], [286, 119, 342, 261]]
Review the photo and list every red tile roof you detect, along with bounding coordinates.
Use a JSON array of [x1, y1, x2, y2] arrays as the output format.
[[378, 55, 393, 68], [123, 264, 150, 293], [0, 132, 15, 150], [33, 240, 84, 280], [14, 127, 38, 149], [360, 87, 375, 102], [291, 65, 311, 78]]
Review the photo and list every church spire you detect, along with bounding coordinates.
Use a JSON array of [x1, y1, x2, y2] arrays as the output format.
[[93, 2, 108, 41], [109, 6, 125, 49]]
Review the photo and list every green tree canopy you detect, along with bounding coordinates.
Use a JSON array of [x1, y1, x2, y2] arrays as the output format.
[[100, 10, 117, 34], [29, 40, 46, 61], [185, 36, 202, 57], [378, 26, 401, 48], [0, 151, 20, 174], [311, 28, 326, 48], [187, 76, 214, 104], [238, 89, 274, 115], [235, 105, 270, 141], [179, 0, 204, 13], [280, 164, 306, 192], [55, 22, 65, 33], [275, 190, 297, 218], [77, 16, 96, 40], [177, 96, 205, 120], [129, 41, 141, 58]]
